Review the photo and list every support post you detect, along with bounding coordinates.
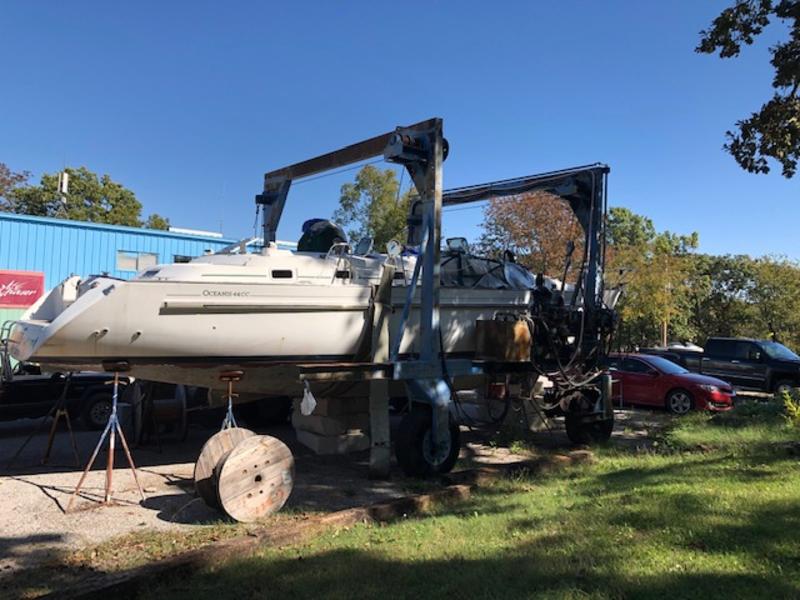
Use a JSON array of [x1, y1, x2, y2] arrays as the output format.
[[68, 364, 145, 512], [256, 179, 291, 245], [368, 264, 394, 479], [395, 120, 451, 458], [601, 372, 613, 419], [7, 373, 80, 469]]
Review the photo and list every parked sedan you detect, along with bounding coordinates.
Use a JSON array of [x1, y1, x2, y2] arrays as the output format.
[[607, 353, 734, 415]]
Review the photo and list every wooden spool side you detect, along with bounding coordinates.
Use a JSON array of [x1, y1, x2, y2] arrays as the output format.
[[194, 427, 256, 508], [216, 435, 294, 523]]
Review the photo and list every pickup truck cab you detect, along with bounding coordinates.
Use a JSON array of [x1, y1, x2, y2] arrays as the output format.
[[0, 363, 127, 429], [643, 337, 800, 394]]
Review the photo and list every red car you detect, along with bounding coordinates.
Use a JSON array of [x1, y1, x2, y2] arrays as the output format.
[[607, 353, 734, 415]]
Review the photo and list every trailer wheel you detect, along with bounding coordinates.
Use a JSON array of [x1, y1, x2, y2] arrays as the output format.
[[395, 409, 460, 477], [565, 413, 614, 445]]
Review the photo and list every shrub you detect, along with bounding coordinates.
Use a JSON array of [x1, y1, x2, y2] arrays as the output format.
[[782, 389, 800, 428]]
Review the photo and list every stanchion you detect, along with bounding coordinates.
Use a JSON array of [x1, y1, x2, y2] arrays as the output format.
[[67, 361, 145, 511], [219, 370, 243, 430], [6, 373, 80, 469]]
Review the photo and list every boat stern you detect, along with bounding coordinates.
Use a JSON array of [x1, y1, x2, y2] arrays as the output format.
[[6, 275, 110, 368]]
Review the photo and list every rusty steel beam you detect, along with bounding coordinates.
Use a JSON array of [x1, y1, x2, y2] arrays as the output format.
[[263, 117, 439, 188]]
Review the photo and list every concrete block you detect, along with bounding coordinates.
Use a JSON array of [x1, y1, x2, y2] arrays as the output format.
[[292, 410, 370, 436], [295, 429, 370, 455], [292, 412, 346, 436]]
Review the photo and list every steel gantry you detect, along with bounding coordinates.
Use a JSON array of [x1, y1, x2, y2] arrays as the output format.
[[258, 118, 613, 477]]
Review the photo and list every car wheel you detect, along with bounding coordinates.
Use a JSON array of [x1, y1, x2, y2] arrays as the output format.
[[774, 380, 795, 396], [82, 393, 113, 430], [666, 389, 693, 415]]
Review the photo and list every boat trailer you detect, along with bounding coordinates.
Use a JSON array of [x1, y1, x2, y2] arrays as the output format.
[[257, 117, 616, 478]]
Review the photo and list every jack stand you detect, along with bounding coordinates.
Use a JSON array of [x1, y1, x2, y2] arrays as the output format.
[[219, 370, 243, 430], [67, 364, 145, 511], [6, 373, 80, 469]]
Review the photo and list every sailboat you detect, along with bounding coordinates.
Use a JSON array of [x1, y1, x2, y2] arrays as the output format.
[[8, 224, 546, 397]]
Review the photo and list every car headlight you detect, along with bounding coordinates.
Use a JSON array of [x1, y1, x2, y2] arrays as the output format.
[[698, 384, 720, 393]]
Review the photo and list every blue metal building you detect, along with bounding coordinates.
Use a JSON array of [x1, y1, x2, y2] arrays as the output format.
[[0, 212, 235, 323]]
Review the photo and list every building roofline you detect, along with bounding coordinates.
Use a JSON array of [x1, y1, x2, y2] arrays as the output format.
[[0, 211, 236, 243]]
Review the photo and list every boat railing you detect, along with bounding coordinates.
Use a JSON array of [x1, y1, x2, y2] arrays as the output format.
[[326, 242, 353, 283]]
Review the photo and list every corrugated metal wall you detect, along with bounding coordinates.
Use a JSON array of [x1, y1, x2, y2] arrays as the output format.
[[0, 213, 235, 289]]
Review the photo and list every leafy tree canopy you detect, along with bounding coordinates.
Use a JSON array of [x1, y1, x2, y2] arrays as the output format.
[[478, 191, 584, 278], [607, 207, 656, 248], [605, 207, 699, 348], [0, 162, 30, 208], [144, 213, 170, 231], [698, 0, 800, 177], [7, 166, 169, 229], [333, 165, 411, 251]]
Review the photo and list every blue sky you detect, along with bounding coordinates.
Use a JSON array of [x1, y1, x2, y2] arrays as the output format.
[[2, 2, 797, 257]]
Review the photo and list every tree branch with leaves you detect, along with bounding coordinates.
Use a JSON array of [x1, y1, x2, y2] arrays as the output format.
[[698, 0, 800, 177], [6, 166, 169, 229], [333, 165, 411, 251]]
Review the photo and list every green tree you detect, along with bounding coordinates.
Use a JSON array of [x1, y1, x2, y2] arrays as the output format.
[[749, 256, 800, 347], [686, 254, 757, 342], [697, 1, 800, 177], [333, 165, 411, 251], [9, 166, 168, 228], [0, 162, 30, 210], [605, 208, 699, 348], [606, 206, 656, 247], [144, 213, 170, 230]]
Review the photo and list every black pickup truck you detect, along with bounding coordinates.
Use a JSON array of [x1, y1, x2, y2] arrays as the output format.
[[642, 337, 800, 394], [0, 363, 126, 429]]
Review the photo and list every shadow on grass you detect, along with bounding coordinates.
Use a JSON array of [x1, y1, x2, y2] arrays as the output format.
[[133, 442, 800, 600], [139, 530, 799, 600]]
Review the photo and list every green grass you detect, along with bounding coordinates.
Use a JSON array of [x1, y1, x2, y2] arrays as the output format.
[[665, 399, 797, 452], [141, 407, 800, 600]]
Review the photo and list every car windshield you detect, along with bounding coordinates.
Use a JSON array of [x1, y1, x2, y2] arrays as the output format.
[[644, 356, 688, 375], [761, 341, 800, 361]]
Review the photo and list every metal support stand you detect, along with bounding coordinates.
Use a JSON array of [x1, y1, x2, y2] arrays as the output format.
[[219, 371, 243, 430], [368, 265, 394, 479], [386, 119, 453, 462], [67, 368, 145, 511], [6, 373, 80, 469]]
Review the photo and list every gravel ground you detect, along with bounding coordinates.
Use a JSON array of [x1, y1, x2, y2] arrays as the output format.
[[0, 407, 667, 577]]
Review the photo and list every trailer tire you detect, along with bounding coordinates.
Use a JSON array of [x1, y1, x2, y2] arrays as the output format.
[[395, 409, 460, 477], [565, 413, 614, 445]]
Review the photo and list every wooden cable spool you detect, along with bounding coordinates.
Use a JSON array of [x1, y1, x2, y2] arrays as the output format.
[[214, 435, 295, 522], [194, 427, 256, 508]]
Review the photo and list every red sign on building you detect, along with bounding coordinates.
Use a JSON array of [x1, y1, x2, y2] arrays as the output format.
[[0, 270, 45, 308]]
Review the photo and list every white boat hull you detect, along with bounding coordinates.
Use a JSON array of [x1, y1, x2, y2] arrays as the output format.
[[9, 276, 531, 396]]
